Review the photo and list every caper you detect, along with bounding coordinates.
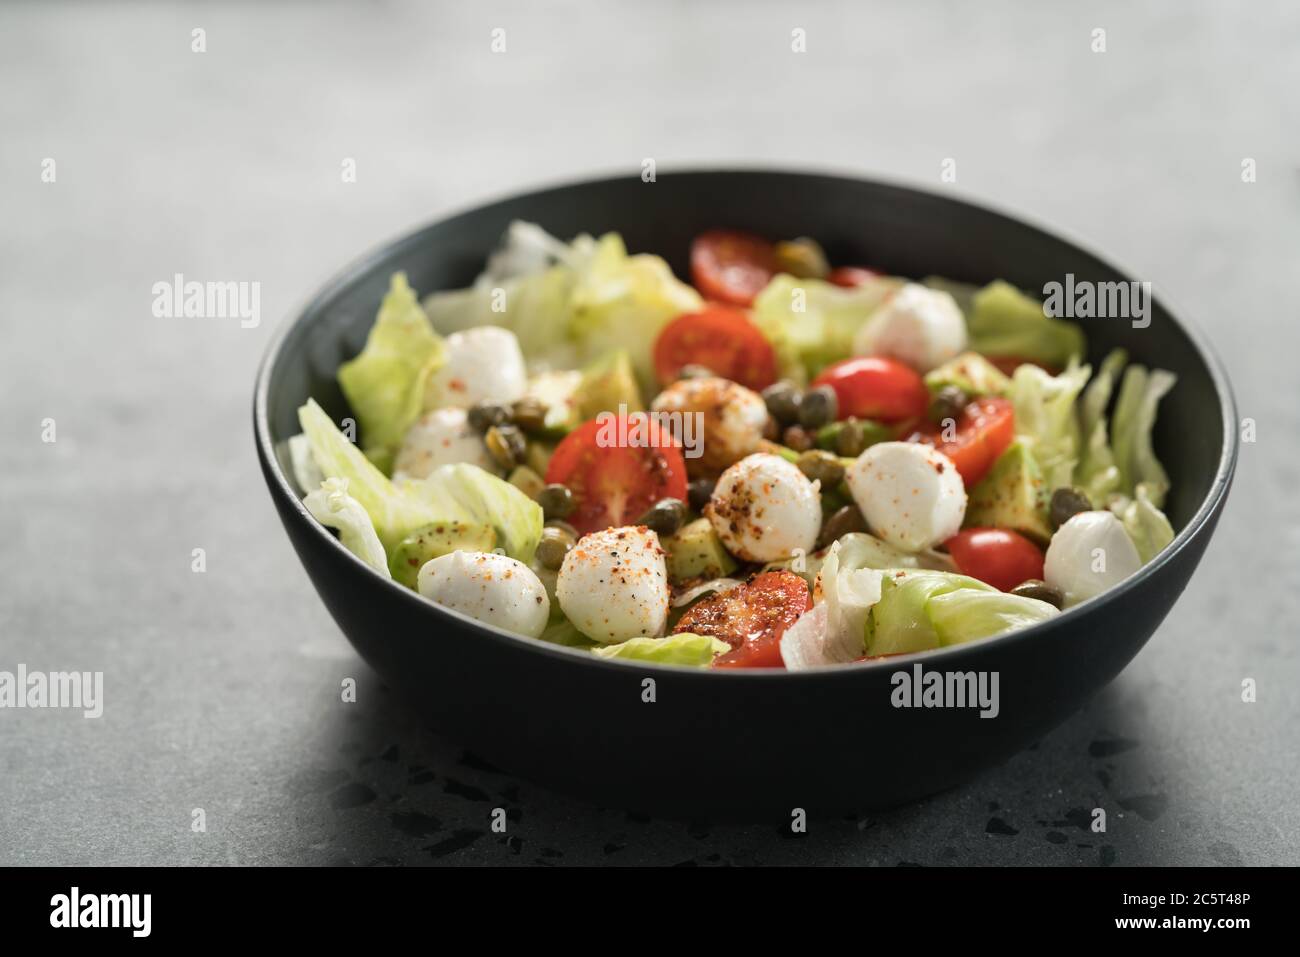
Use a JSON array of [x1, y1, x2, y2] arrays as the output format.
[[537, 483, 575, 520], [833, 419, 866, 457], [797, 449, 845, 487], [798, 385, 838, 429], [467, 401, 511, 432], [1049, 486, 1093, 530], [485, 424, 526, 471], [677, 363, 715, 380], [817, 505, 868, 550], [1009, 579, 1065, 609], [929, 385, 968, 425], [687, 477, 716, 513], [637, 498, 687, 537], [535, 526, 576, 570], [544, 519, 579, 539], [782, 424, 815, 452], [761, 380, 801, 425], [510, 396, 549, 434], [774, 238, 830, 279]]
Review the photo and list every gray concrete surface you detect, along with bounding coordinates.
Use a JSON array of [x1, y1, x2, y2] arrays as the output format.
[[1, 0, 1297, 866]]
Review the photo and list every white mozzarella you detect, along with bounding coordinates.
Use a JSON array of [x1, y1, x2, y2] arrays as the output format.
[[845, 442, 967, 551], [852, 283, 966, 373], [1044, 510, 1142, 606], [649, 376, 769, 476], [706, 454, 822, 562], [417, 551, 550, 638], [424, 326, 528, 410], [556, 526, 670, 643], [393, 407, 498, 480]]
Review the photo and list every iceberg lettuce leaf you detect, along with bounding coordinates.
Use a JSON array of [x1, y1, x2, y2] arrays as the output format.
[[751, 274, 902, 381], [967, 280, 1086, 367], [1007, 361, 1092, 490], [298, 399, 443, 550], [1075, 348, 1128, 504], [592, 633, 730, 667], [338, 273, 447, 474], [401, 463, 543, 564], [302, 477, 391, 577], [422, 224, 700, 396], [1114, 485, 1176, 563], [926, 588, 1059, 645], [865, 569, 1058, 654], [1111, 364, 1176, 510]]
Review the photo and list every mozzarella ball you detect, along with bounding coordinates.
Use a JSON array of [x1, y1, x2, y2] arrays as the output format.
[[557, 526, 670, 643], [650, 376, 769, 476], [845, 442, 966, 551], [852, 283, 966, 373], [1044, 510, 1142, 606], [424, 326, 528, 409], [417, 551, 550, 638], [706, 454, 822, 562], [393, 407, 499, 481]]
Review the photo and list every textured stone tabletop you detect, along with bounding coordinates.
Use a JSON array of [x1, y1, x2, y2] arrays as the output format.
[[1, 1, 1297, 866]]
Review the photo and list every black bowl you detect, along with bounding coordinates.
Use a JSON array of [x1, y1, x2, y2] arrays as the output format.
[[254, 170, 1236, 817]]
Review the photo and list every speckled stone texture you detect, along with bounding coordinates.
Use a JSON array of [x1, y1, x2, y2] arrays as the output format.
[[1, 0, 1297, 866]]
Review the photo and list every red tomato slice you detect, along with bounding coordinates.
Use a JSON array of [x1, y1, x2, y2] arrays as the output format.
[[690, 230, 781, 307], [652, 306, 778, 390], [827, 266, 881, 288], [811, 356, 930, 423], [545, 416, 688, 536], [906, 396, 1015, 487], [673, 571, 811, 669], [946, 528, 1045, 592]]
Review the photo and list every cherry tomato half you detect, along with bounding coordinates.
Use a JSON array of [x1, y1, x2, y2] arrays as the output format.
[[652, 306, 778, 390], [906, 396, 1015, 487], [690, 230, 781, 306], [946, 527, 1045, 592], [674, 571, 812, 669], [545, 416, 688, 536], [811, 356, 930, 423], [827, 266, 881, 288]]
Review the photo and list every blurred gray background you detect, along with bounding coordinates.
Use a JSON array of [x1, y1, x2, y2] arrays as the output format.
[[1, 0, 1296, 866]]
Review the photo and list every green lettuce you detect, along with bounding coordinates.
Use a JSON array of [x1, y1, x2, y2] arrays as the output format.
[[298, 399, 542, 562], [967, 280, 1086, 368], [592, 633, 730, 667], [400, 464, 542, 564], [1111, 364, 1176, 510], [751, 274, 902, 381], [1007, 361, 1092, 490], [924, 351, 1012, 397], [422, 224, 701, 396], [537, 617, 599, 649], [338, 273, 447, 474], [299, 398, 445, 550], [865, 570, 1059, 655], [302, 477, 391, 577], [1068, 351, 1177, 561], [1075, 348, 1128, 503], [1114, 485, 1175, 563]]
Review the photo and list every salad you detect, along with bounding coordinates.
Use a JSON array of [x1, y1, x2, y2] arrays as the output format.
[[286, 223, 1177, 669]]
